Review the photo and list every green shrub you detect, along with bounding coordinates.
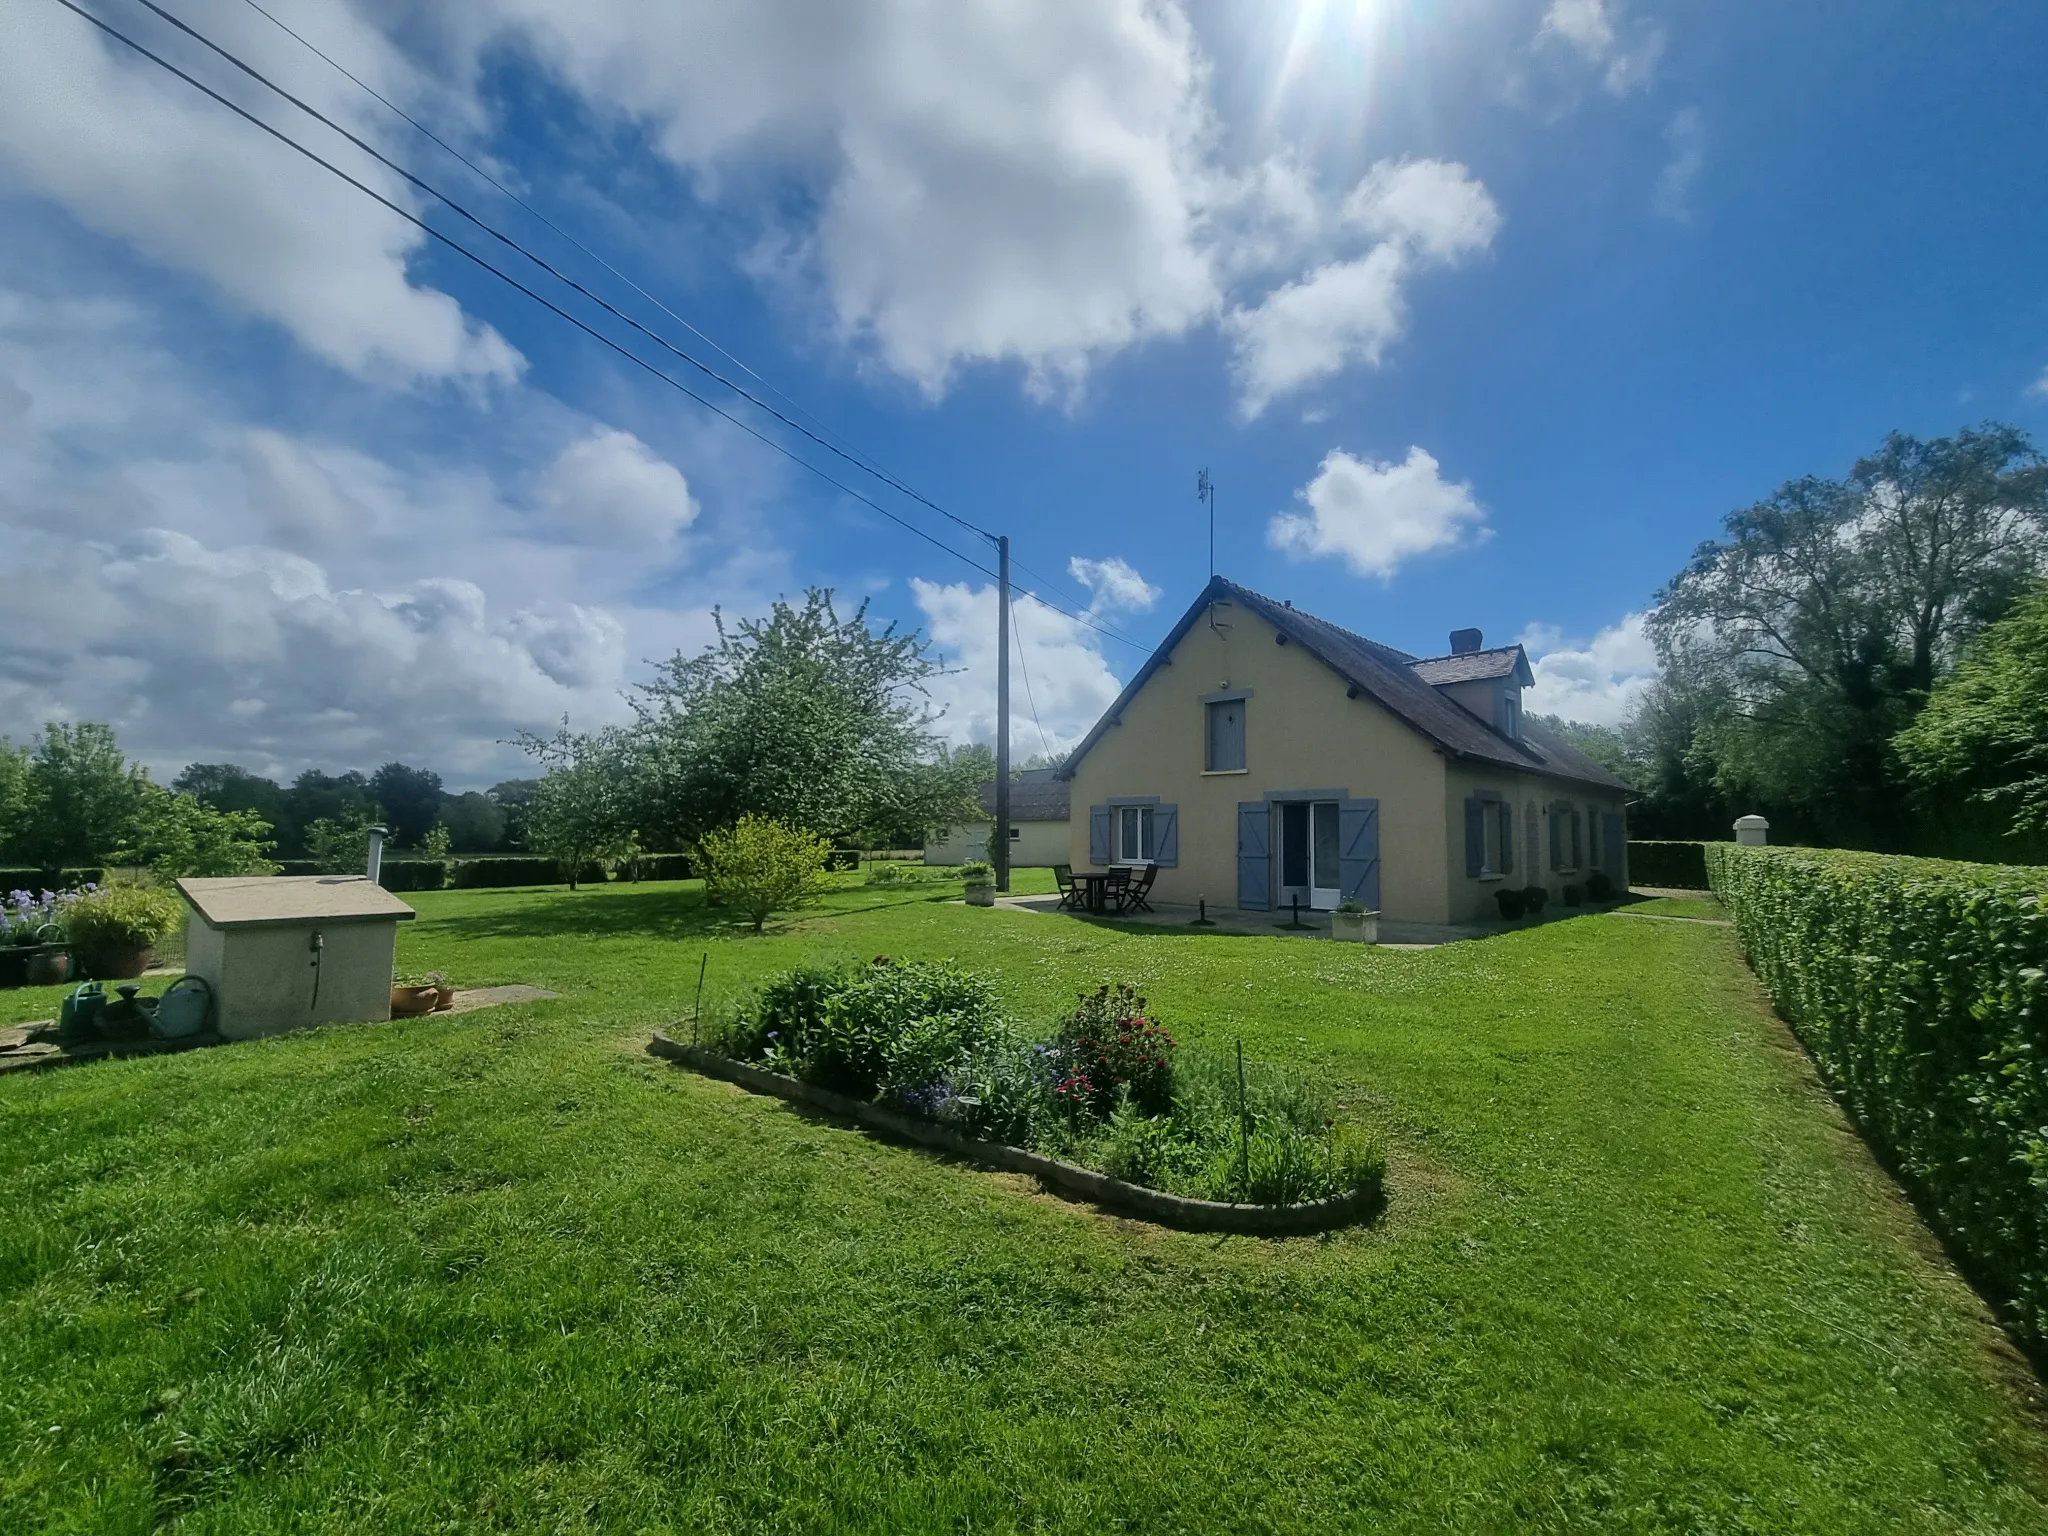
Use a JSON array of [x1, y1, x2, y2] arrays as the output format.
[[866, 861, 906, 886], [958, 860, 994, 885], [1520, 885, 1549, 915], [1494, 887, 1527, 920], [1630, 840, 1710, 889], [377, 860, 449, 893], [1586, 870, 1617, 903], [797, 959, 1004, 1101], [715, 960, 861, 1062], [1562, 884, 1584, 908], [1707, 843, 2048, 1353], [63, 883, 184, 954], [1056, 983, 1176, 1116], [696, 815, 833, 932]]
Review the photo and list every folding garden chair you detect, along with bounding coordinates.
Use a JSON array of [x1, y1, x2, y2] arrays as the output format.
[[1122, 863, 1159, 913], [1103, 866, 1133, 911], [1053, 864, 1084, 910]]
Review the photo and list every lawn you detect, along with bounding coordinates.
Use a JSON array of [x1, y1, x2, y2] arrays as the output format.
[[3, 877, 2044, 1532], [1620, 893, 1729, 921]]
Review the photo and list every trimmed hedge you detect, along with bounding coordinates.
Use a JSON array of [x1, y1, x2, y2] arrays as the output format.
[[0, 867, 105, 892], [1628, 840, 1710, 890], [1707, 843, 2048, 1353]]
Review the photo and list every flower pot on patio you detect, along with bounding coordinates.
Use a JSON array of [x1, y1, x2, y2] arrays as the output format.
[[390, 983, 440, 1016], [1330, 907, 1378, 943], [963, 882, 996, 908]]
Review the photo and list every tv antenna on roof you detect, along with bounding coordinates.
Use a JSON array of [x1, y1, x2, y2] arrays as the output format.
[[1196, 467, 1215, 580]]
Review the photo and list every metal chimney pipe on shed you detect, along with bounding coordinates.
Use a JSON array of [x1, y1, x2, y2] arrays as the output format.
[[366, 825, 388, 884]]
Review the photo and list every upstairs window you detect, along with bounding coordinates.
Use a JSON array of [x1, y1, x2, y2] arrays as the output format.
[[1205, 697, 1246, 772], [1500, 690, 1522, 739]]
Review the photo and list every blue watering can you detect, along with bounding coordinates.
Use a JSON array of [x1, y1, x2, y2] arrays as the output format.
[[56, 981, 106, 1045], [151, 976, 213, 1040]]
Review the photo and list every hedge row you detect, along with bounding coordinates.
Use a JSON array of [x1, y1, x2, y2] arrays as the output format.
[[1707, 843, 2048, 1353], [269, 856, 686, 889], [1627, 840, 1711, 889]]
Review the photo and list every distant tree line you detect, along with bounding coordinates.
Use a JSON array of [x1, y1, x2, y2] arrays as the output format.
[[2, 587, 985, 884], [1551, 423, 2048, 861]]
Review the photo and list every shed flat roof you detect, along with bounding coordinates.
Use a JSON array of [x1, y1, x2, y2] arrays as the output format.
[[178, 875, 417, 928]]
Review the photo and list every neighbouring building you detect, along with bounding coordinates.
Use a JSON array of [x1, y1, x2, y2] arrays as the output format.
[[1058, 577, 1631, 924], [923, 767, 1072, 867]]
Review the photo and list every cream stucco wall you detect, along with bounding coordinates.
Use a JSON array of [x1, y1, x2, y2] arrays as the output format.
[[1440, 763, 1630, 924], [1066, 597, 1454, 922], [186, 914, 399, 1041], [923, 819, 1070, 866]]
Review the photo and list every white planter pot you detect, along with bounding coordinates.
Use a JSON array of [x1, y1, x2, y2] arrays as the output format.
[[964, 883, 996, 907], [1330, 909, 1378, 943]]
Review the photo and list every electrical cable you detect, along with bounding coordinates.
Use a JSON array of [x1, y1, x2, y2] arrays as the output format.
[[52, 0, 1002, 582], [56, 0, 1152, 652], [125, 0, 998, 548], [1012, 613, 1054, 761], [223, 0, 1153, 655]]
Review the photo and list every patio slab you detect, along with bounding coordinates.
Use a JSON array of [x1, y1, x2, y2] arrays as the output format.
[[986, 894, 1485, 948]]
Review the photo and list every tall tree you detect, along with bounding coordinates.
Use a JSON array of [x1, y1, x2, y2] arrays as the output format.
[[1893, 580, 2048, 845], [632, 589, 974, 847], [438, 791, 507, 853], [487, 779, 540, 850], [0, 738, 28, 860], [518, 722, 638, 890], [369, 762, 445, 849], [175, 764, 288, 839], [9, 722, 146, 872], [1646, 424, 2047, 844], [284, 770, 378, 858]]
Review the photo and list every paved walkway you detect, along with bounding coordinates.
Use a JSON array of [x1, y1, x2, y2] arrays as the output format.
[[987, 894, 1485, 948]]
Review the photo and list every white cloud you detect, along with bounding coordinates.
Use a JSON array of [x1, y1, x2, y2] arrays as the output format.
[[0, 1, 520, 385], [1342, 159, 1501, 264], [1519, 612, 1659, 726], [1067, 555, 1161, 615], [1654, 108, 1706, 222], [2027, 367, 2048, 399], [1539, 0, 1663, 95], [475, 0, 1219, 401], [1267, 446, 1488, 579], [537, 429, 699, 549], [1228, 160, 1497, 417], [911, 578, 1125, 752]]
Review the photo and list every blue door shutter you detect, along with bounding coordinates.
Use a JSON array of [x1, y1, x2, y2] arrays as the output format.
[[1549, 804, 1563, 870], [1154, 805, 1179, 867], [1339, 799, 1380, 910], [1088, 804, 1111, 865], [1500, 802, 1514, 875], [1236, 801, 1270, 910], [1464, 796, 1485, 877]]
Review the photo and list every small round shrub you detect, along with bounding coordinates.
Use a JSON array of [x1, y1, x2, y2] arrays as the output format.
[[1585, 870, 1617, 902], [1494, 887, 1527, 920], [865, 861, 906, 886], [1562, 884, 1584, 908], [1520, 885, 1550, 915]]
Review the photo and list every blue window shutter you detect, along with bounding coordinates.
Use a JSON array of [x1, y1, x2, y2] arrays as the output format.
[[1236, 801, 1270, 910], [1549, 804, 1562, 871], [1089, 804, 1111, 865], [1500, 802, 1514, 875], [1603, 812, 1625, 877], [1339, 799, 1380, 910], [1464, 796, 1485, 877], [1154, 805, 1178, 866]]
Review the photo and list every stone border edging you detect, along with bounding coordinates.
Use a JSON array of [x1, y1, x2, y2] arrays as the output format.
[[647, 1031, 1382, 1235]]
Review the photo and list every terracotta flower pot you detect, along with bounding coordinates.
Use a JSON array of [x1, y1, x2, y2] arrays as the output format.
[[80, 944, 150, 981], [390, 984, 440, 1017], [433, 984, 457, 1012], [26, 948, 73, 987]]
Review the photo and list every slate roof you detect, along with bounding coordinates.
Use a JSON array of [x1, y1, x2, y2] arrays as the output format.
[[1408, 646, 1534, 687], [1058, 577, 1630, 794], [975, 768, 1070, 821]]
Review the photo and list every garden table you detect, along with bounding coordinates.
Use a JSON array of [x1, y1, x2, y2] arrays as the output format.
[[1072, 871, 1114, 914]]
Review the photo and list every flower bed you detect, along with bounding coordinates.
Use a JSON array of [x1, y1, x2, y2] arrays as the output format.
[[683, 959, 1386, 1223]]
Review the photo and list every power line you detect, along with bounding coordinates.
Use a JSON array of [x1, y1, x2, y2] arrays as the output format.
[[1012, 617, 1054, 760], [91, 0, 1152, 655], [52, 0, 1005, 583], [125, 0, 996, 549]]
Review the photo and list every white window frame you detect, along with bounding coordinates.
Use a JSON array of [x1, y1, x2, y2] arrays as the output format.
[[1116, 804, 1156, 865]]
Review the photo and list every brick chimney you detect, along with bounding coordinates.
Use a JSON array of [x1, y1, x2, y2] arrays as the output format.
[[1449, 627, 1483, 655]]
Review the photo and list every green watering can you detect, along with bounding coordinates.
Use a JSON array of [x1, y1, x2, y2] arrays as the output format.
[[56, 981, 106, 1045], [150, 976, 214, 1040]]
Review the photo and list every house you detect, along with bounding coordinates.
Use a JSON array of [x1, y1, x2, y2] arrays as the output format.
[[1058, 577, 1631, 924], [922, 767, 1072, 866]]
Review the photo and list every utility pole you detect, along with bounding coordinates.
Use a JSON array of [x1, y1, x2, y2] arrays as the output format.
[[995, 534, 1012, 894]]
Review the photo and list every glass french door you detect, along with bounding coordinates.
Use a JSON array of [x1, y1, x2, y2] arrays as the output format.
[[1279, 801, 1343, 910]]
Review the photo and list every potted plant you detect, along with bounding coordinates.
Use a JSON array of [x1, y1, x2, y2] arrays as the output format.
[[960, 860, 996, 907], [390, 975, 442, 1016], [63, 884, 184, 980], [1330, 900, 1378, 943], [1520, 885, 1550, 917], [1494, 887, 1528, 921], [1562, 883, 1584, 908], [1585, 871, 1617, 904]]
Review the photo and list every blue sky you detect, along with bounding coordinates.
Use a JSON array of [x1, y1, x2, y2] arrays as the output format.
[[2, 0, 2044, 785]]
